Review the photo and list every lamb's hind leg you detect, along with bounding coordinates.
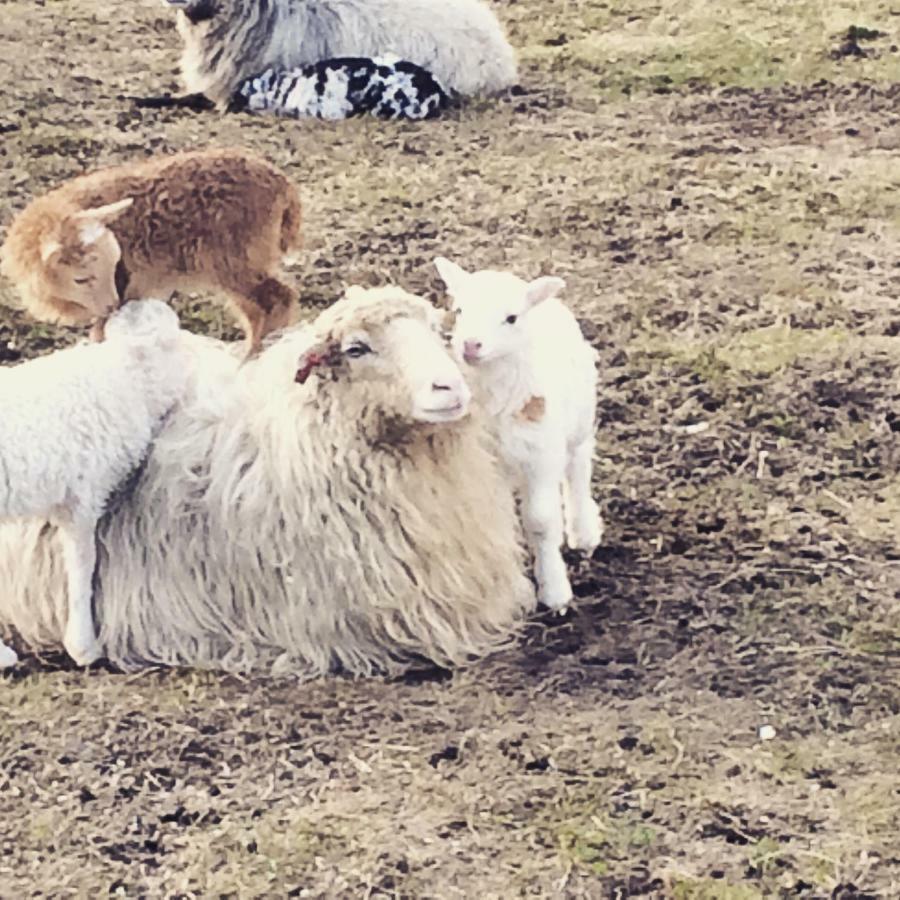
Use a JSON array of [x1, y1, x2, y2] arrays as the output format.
[[57, 516, 102, 666], [564, 437, 603, 553], [234, 276, 297, 359], [0, 640, 18, 669], [522, 467, 572, 611]]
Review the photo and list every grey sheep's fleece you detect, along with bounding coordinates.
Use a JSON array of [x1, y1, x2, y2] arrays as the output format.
[[173, 0, 518, 105]]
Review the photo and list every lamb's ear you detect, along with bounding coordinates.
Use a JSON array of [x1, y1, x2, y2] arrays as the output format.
[[523, 276, 565, 309], [72, 198, 134, 244], [433, 257, 468, 294], [40, 237, 62, 265]]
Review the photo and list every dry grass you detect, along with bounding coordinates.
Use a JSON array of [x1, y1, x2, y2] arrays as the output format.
[[1, 0, 899, 896]]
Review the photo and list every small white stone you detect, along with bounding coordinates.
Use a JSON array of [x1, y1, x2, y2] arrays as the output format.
[[758, 724, 777, 741]]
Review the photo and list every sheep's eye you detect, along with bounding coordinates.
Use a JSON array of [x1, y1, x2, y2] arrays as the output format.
[[505, 314, 518, 325], [73, 276, 92, 285], [344, 341, 372, 359]]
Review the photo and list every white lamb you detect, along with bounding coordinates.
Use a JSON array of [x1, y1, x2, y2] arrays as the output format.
[[0, 299, 189, 668], [435, 258, 603, 612]]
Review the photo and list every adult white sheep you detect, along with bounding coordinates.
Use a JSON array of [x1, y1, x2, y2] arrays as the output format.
[[434, 258, 603, 612], [0, 299, 190, 669], [0, 148, 302, 355], [0, 286, 533, 675], [159, 0, 518, 108]]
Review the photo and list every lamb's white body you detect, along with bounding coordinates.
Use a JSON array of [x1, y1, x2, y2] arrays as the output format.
[[166, 0, 517, 105], [436, 259, 602, 611], [0, 300, 189, 667]]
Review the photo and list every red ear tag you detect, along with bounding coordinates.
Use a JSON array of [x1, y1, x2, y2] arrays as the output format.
[[295, 352, 323, 384]]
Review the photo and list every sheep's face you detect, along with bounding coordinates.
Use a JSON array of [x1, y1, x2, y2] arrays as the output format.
[[39, 199, 133, 323], [434, 257, 565, 366], [295, 291, 471, 426]]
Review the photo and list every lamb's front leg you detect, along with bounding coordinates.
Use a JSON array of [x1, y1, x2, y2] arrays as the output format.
[[564, 437, 603, 553], [521, 466, 571, 612], [57, 517, 102, 666]]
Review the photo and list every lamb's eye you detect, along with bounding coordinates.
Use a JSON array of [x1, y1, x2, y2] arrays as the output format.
[[73, 276, 92, 285], [505, 314, 518, 325], [344, 341, 372, 359]]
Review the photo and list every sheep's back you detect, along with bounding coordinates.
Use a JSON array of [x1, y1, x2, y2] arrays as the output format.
[[64, 151, 298, 286], [181, 0, 517, 101]]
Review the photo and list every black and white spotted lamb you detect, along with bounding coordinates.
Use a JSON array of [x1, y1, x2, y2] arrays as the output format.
[[227, 55, 453, 121]]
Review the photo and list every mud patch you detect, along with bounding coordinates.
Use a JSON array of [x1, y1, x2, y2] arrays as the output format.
[[0, 0, 898, 896]]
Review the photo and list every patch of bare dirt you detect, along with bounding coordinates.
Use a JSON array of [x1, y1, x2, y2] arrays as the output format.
[[1, 1, 898, 896]]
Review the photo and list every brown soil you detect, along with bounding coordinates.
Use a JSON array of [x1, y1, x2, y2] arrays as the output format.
[[1, 1, 898, 897]]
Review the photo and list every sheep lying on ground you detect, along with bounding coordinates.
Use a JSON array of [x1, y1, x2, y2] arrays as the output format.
[[0, 299, 189, 668], [228, 55, 452, 120], [435, 258, 603, 612], [160, 0, 517, 108], [0, 148, 302, 355], [0, 286, 533, 675]]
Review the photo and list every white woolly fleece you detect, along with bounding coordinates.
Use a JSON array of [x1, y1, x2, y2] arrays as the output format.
[[0, 299, 191, 666], [0, 299, 187, 522], [0, 292, 533, 676]]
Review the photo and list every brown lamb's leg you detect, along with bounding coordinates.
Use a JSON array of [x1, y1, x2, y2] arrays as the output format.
[[235, 276, 297, 359], [89, 318, 107, 343]]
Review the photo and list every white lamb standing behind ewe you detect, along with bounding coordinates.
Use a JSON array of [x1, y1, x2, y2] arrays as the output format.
[[0, 299, 190, 668], [435, 258, 603, 612]]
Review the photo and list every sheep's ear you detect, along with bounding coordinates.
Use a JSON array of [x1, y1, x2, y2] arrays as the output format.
[[72, 198, 134, 244], [295, 340, 339, 385], [433, 257, 468, 294], [523, 276, 565, 309], [40, 238, 62, 265]]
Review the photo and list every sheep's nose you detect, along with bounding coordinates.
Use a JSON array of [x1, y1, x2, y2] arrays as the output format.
[[432, 373, 466, 393], [463, 340, 482, 360], [423, 373, 470, 419]]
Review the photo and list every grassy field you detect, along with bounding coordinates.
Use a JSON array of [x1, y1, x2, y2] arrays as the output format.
[[1, 0, 899, 896]]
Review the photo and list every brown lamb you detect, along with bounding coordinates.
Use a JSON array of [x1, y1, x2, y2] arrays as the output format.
[[0, 148, 303, 353]]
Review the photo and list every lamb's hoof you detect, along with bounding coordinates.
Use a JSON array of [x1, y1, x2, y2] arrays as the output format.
[[64, 637, 102, 668], [0, 644, 19, 669], [566, 516, 604, 553], [538, 585, 573, 614]]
